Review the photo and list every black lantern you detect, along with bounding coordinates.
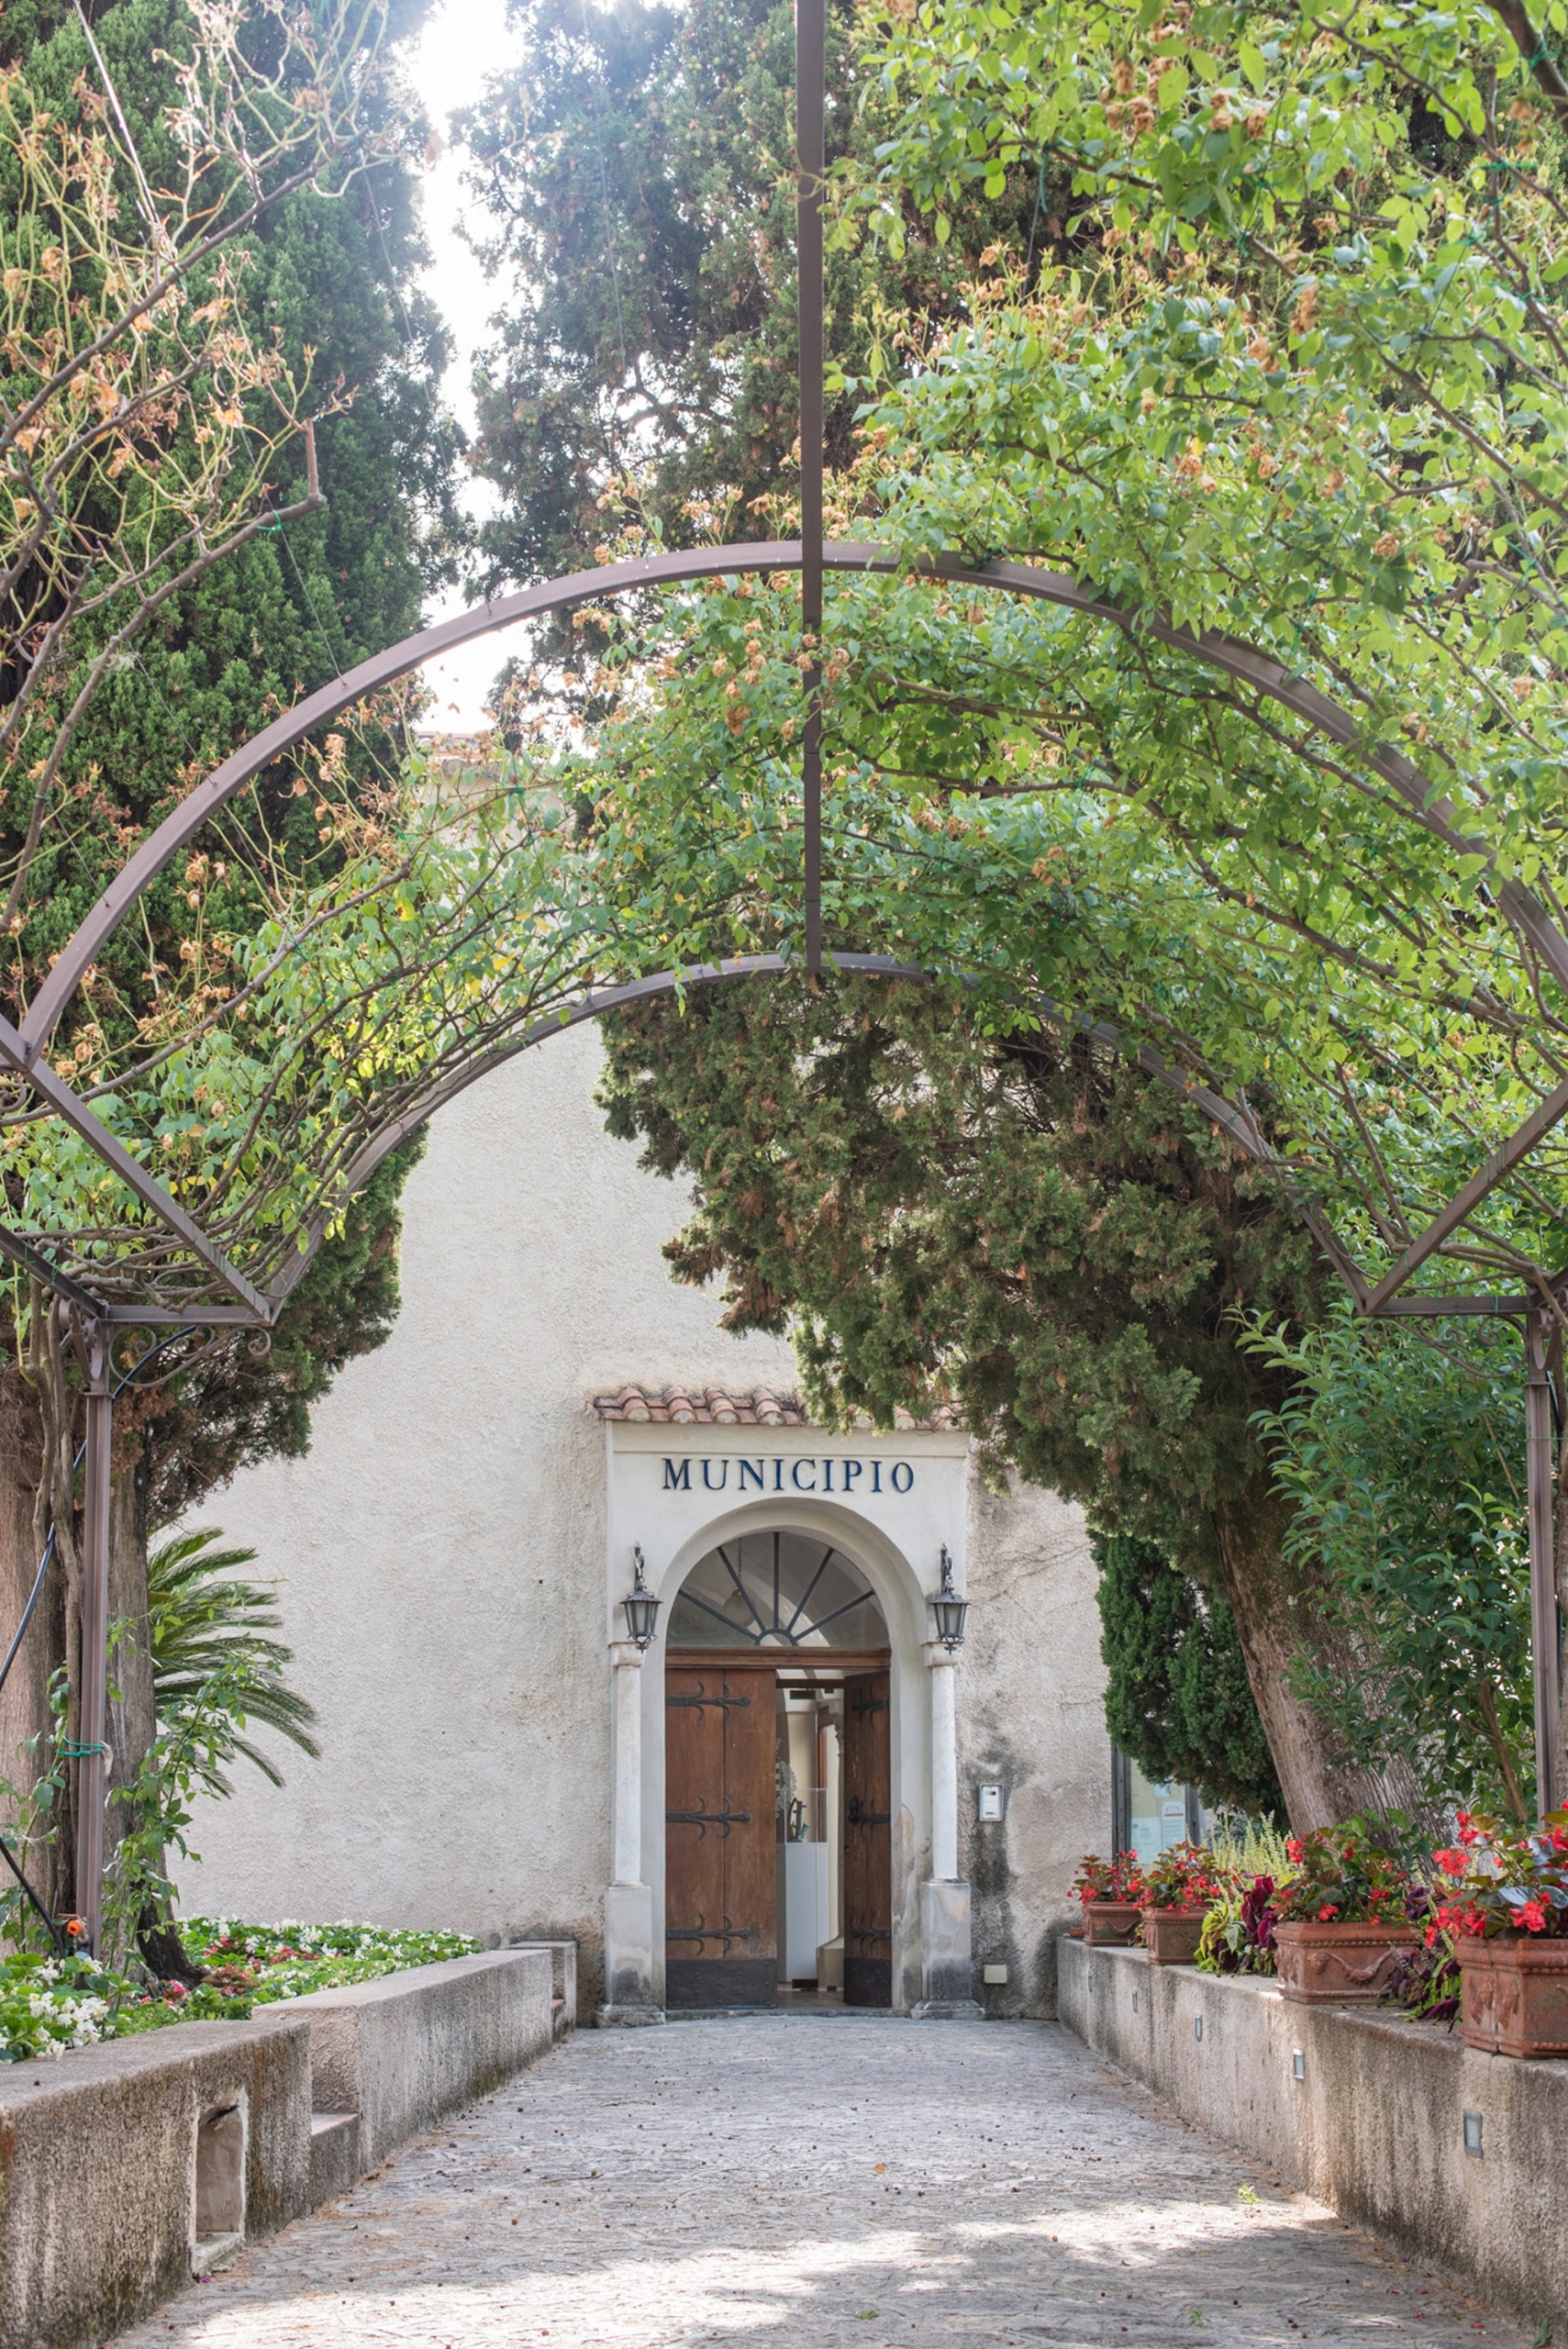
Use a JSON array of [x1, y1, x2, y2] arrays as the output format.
[[930, 1544, 969, 1652], [622, 1546, 662, 1650]]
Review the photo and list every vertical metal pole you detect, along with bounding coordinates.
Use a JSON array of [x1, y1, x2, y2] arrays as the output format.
[[1527, 1308, 1561, 1819], [74, 1318, 112, 1954], [796, 0, 825, 973], [1111, 1746, 1131, 1857]]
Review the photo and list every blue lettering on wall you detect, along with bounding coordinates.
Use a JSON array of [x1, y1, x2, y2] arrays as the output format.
[[657, 1454, 916, 1497]]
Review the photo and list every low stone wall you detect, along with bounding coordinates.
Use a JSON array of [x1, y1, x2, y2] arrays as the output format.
[[501, 1936, 578, 2035], [0, 1947, 559, 2349], [1059, 1938, 1568, 2334], [0, 2014, 312, 2349], [277, 1947, 555, 2171]]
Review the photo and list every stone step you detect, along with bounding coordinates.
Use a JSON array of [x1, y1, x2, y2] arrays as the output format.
[[307, 2110, 360, 2209]]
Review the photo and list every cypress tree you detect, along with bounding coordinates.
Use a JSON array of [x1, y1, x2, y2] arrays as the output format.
[[1094, 1531, 1283, 1818]]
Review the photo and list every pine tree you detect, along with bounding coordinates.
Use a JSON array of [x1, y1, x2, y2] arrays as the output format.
[[599, 972, 1425, 1830]]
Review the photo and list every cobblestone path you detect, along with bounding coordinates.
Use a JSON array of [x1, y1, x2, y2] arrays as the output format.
[[117, 2015, 1526, 2348]]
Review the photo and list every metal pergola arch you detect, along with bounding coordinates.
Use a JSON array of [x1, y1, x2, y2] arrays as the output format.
[[11, 0, 1568, 1947]]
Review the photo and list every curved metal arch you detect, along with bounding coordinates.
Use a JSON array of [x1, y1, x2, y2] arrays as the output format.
[[28, 538, 1568, 1051], [6, 531, 1568, 1334]]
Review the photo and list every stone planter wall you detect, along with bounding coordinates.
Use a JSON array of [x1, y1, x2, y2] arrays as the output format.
[[1059, 1937, 1568, 2336], [0, 1947, 562, 2349]]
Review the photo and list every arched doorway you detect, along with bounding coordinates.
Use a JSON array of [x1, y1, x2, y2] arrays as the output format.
[[664, 1531, 892, 2010]]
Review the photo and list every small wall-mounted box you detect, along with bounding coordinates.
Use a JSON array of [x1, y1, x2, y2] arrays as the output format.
[[977, 1784, 1005, 1821], [982, 1962, 1008, 1985]]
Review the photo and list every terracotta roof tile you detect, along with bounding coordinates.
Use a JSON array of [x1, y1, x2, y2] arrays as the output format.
[[593, 1384, 810, 1426], [591, 1384, 963, 1432]]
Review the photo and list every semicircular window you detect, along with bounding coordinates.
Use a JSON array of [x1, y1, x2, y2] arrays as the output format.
[[668, 1531, 887, 1649]]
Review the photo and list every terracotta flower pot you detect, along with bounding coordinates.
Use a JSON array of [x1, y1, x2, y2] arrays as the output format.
[[1141, 1907, 1207, 1965], [1080, 1900, 1142, 1947], [1457, 1933, 1568, 2058], [1273, 1919, 1420, 2003]]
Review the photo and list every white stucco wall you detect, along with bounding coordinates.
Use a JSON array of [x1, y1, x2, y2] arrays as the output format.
[[959, 1465, 1109, 2016], [178, 1019, 1108, 2017], [177, 1024, 801, 2005]]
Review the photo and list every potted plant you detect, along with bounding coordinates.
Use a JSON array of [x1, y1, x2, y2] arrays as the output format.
[[1429, 1809, 1568, 2057], [1071, 1852, 1147, 1945], [1197, 1874, 1281, 1976], [1141, 1842, 1222, 1965], [1273, 1817, 1419, 2003]]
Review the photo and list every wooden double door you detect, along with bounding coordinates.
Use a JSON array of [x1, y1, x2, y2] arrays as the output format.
[[664, 1656, 891, 2010]]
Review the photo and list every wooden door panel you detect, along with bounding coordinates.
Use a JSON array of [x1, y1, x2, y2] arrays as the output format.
[[665, 1669, 726, 1970], [723, 1668, 777, 1969], [665, 1667, 776, 2008], [842, 1669, 891, 2007]]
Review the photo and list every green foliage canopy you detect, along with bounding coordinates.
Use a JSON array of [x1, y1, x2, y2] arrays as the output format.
[[1249, 1311, 1536, 1819]]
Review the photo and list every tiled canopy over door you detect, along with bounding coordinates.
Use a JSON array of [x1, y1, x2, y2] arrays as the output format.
[[664, 1668, 776, 2008]]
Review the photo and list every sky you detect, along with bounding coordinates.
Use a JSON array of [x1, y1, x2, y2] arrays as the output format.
[[405, 0, 528, 732]]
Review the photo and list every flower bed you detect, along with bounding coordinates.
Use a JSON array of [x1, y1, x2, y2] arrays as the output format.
[[0, 1919, 480, 2061], [0, 1954, 116, 2062]]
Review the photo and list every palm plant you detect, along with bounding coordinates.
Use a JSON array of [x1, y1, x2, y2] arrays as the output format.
[[148, 1529, 319, 1796]]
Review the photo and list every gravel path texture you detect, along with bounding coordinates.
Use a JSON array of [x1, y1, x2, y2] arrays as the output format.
[[114, 2012, 1528, 2348]]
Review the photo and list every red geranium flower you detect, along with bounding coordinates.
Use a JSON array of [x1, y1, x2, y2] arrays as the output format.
[[1285, 1838, 1304, 1865], [1318, 1903, 1339, 1921], [1519, 1899, 1548, 1934]]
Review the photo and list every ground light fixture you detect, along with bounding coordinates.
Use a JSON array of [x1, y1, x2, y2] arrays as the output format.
[[930, 1545, 969, 1652], [622, 1547, 662, 1651]]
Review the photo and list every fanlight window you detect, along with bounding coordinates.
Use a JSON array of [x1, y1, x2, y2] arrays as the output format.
[[668, 1531, 886, 1649]]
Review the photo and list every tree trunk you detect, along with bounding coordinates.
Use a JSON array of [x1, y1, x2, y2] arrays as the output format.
[[1212, 1476, 1432, 1833], [104, 1453, 157, 1963], [1553, 1406, 1568, 1818]]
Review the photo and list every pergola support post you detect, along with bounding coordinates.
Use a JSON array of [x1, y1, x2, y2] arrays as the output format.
[[73, 1317, 113, 1954], [1526, 1308, 1561, 1818], [795, 0, 824, 971]]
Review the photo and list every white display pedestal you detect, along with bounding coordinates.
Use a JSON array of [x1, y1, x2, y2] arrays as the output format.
[[777, 1842, 830, 1981]]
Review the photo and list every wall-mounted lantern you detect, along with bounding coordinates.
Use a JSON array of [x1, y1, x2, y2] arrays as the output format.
[[929, 1544, 969, 1652], [622, 1546, 662, 1650]]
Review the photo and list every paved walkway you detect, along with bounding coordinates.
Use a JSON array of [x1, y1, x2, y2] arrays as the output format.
[[117, 2015, 1525, 2348]]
